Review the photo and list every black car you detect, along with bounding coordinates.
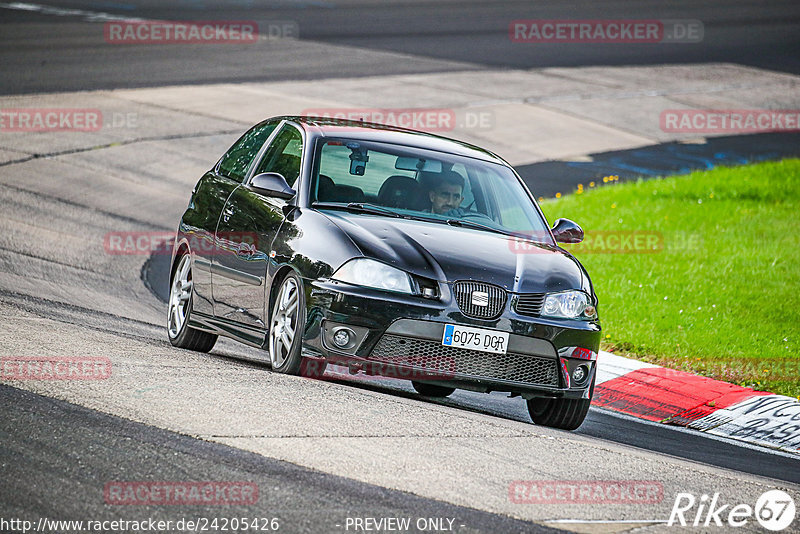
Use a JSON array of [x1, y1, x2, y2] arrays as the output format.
[[168, 116, 601, 430]]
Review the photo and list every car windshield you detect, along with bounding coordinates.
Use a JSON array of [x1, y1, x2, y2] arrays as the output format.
[[310, 138, 551, 241]]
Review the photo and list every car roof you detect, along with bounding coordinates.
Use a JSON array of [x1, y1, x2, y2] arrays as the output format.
[[275, 116, 508, 166]]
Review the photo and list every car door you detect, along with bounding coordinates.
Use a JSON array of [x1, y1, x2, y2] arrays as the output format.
[[189, 119, 279, 316], [212, 122, 304, 332]]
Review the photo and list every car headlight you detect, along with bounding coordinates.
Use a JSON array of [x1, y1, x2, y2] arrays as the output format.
[[331, 258, 413, 294], [541, 290, 596, 320]]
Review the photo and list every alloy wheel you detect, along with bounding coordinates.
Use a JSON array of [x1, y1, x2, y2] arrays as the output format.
[[269, 276, 300, 368], [168, 255, 192, 338]]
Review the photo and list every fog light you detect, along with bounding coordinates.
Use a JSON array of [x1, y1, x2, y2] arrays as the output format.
[[572, 365, 588, 384], [333, 329, 351, 348]]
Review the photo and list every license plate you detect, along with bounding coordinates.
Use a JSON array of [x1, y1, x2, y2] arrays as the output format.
[[441, 324, 509, 354]]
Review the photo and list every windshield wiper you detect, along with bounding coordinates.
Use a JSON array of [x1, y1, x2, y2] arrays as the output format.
[[346, 203, 403, 218], [446, 218, 515, 237], [315, 202, 402, 218]]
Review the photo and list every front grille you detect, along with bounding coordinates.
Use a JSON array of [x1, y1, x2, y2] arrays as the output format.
[[370, 334, 559, 386], [515, 293, 545, 317], [452, 281, 507, 319]]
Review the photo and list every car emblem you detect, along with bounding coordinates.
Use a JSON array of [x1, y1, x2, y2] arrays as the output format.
[[471, 290, 489, 307]]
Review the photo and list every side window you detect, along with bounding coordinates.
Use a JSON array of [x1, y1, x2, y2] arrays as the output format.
[[252, 125, 303, 187], [217, 121, 278, 182], [482, 169, 537, 229]]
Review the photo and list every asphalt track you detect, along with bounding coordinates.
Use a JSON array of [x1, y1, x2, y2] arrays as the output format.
[[0, 384, 564, 533], [1, 1, 800, 533], [0, 0, 799, 94]]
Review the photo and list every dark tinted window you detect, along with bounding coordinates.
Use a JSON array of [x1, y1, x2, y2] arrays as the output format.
[[217, 121, 278, 181], [252, 124, 304, 187]]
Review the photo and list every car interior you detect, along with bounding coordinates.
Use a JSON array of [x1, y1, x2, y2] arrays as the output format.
[[305, 141, 559, 237]]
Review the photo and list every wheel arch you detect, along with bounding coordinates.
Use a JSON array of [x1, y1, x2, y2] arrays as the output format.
[[169, 237, 192, 282], [267, 264, 303, 325]]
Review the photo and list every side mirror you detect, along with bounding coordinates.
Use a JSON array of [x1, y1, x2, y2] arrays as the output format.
[[249, 172, 295, 200], [551, 218, 584, 244]]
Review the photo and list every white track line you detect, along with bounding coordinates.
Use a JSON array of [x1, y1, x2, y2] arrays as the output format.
[[0, 2, 145, 22]]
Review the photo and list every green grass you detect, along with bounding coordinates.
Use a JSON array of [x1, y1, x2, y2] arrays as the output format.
[[538, 159, 800, 398]]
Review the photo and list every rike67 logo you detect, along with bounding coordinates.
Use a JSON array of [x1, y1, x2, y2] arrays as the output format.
[[668, 490, 795, 531]]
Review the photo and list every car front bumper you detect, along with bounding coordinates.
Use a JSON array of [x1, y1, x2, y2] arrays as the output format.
[[303, 279, 601, 400]]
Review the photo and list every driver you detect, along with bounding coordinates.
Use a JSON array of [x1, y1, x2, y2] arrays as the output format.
[[427, 170, 466, 216]]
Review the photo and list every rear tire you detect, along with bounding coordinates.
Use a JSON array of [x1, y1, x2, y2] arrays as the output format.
[[412, 381, 456, 398], [168, 253, 218, 352]]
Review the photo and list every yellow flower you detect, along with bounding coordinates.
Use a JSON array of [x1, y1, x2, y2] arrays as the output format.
[[538, 196, 544, 202], [611, 203, 617, 209], [603, 177, 609, 183], [555, 192, 562, 198], [589, 181, 596, 187]]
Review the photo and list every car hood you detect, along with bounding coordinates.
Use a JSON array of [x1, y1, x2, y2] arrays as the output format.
[[321, 211, 587, 294]]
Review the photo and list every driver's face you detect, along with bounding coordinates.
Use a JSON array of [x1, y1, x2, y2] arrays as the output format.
[[429, 183, 463, 214]]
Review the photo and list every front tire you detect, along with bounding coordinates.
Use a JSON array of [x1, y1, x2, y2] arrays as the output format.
[[168, 253, 218, 352], [526, 377, 594, 430], [269, 271, 322, 378]]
